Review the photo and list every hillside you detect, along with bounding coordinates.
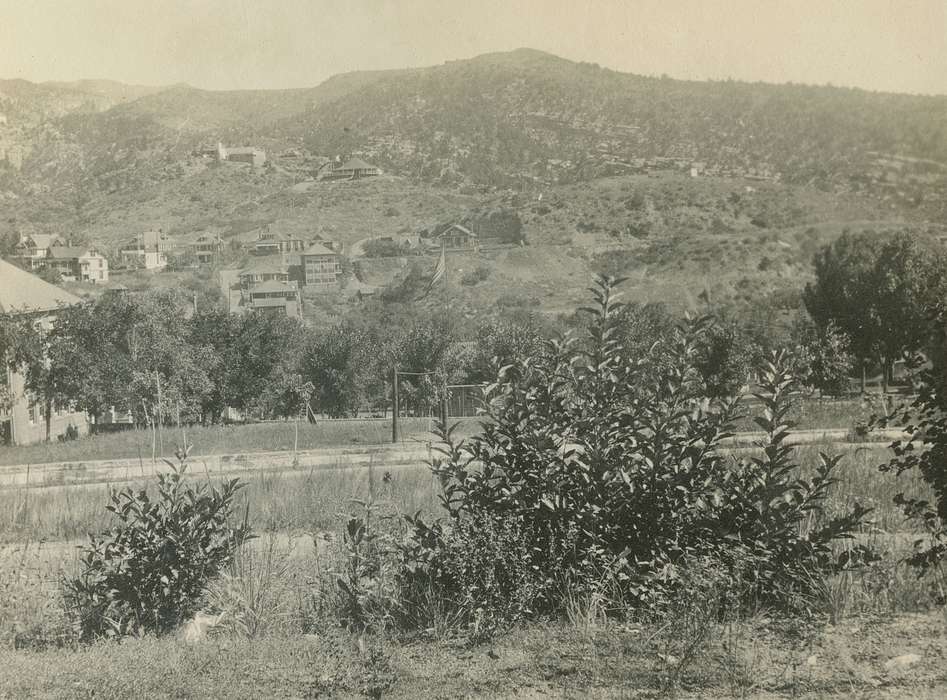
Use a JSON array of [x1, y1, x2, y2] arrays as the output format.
[[2, 49, 945, 328]]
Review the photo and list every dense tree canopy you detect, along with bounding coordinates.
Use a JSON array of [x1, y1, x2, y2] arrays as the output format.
[[804, 230, 947, 391]]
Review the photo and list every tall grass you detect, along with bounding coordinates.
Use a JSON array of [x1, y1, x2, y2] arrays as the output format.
[[0, 462, 439, 544]]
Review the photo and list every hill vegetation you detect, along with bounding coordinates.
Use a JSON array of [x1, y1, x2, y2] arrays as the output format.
[[1, 48, 945, 330]]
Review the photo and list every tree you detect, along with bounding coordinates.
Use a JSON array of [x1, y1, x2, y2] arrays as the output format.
[[187, 310, 239, 423], [466, 317, 546, 384], [301, 324, 377, 418], [363, 238, 410, 258], [870, 233, 947, 391], [36, 266, 63, 285], [693, 320, 753, 399], [804, 230, 947, 393], [792, 318, 854, 398], [388, 318, 456, 413], [220, 312, 306, 417]]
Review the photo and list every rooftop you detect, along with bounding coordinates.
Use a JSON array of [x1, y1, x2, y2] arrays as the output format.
[[48, 246, 95, 259], [18, 233, 65, 249], [249, 280, 298, 294], [302, 242, 338, 256], [239, 257, 289, 276], [337, 158, 377, 171], [0, 259, 82, 314], [439, 224, 476, 237]]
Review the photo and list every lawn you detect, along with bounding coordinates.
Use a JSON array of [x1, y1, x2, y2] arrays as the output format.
[[0, 395, 899, 469], [3, 611, 947, 698], [0, 417, 485, 468]]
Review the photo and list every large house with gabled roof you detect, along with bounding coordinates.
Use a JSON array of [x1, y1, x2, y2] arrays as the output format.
[[301, 242, 342, 290], [46, 246, 109, 283], [0, 259, 89, 445], [325, 157, 381, 180], [11, 233, 67, 270]]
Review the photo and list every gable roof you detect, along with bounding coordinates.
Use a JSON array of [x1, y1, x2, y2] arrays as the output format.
[[302, 242, 337, 256], [239, 257, 288, 276], [438, 224, 476, 238], [48, 246, 95, 259], [0, 259, 82, 314], [18, 233, 65, 250]]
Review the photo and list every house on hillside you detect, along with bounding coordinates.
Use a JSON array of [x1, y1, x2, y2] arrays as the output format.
[[218, 143, 267, 167], [188, 233, 223, 264], [120, 230, 176, 270], [247, 281, 301, 318], [250, 230, 307, 256], [11, 234, 67, 271], [0, 259, 89, 446], [325, 157, 381, 180], [238, 258, 290, 293], [301, 242, 342, 291], [434, 224, 478, 251], [46, 246, 109, 283]]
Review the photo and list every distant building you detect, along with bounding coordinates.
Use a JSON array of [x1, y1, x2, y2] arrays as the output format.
[[434, 224, 478, 250], [120, 230, 176, 270], [218, 143, 266, 167], [46, 246, 109, 283], [326, 157, 381, 180], [188, 233, 223, 264], [247, 281, 301, 318], [0, 259, 89, 446], [12, 234, 67, 271], [301, 242, 342, 291], [238, 258, 290, 293], [251, 230, 307, 256]]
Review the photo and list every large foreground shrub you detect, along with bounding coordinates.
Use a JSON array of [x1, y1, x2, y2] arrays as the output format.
[[881, 355, 947, 573], [63, 450, 251, 640], [397, 277, 871, 632]]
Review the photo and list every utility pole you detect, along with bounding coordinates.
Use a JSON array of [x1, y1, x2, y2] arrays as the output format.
[[155, 369, 164, 458], [391, 368, 399, 444]]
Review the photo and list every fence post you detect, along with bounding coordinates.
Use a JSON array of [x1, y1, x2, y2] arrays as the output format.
[[391, 369, 399, 443]]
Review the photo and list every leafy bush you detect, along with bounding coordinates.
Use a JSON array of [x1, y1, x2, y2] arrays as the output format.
[[879, 358, 947, 572], [63, 448, 251, 640], [396, 276, 870, 634]]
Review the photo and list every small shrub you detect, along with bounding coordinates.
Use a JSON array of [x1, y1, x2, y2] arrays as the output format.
[[62, 447, 251, 640], [460, 265, 491, 286]]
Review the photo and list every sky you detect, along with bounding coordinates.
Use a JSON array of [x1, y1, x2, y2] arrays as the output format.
[[1, 0, 945, 95]]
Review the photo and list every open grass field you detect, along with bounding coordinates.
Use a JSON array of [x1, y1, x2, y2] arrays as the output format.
[[1, 434, 942, 698], [0, 395, 891, 469], [0, 416, 485, 468]]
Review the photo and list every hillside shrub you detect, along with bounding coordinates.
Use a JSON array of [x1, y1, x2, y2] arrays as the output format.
[[62, 448, 251, 640], [396, 276, 871, 635]]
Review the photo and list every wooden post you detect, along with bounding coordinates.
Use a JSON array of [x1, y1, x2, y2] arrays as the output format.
[[440, 383, 448, 432], [391, 368, 399, 444], [155, 370, 164, 458]]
